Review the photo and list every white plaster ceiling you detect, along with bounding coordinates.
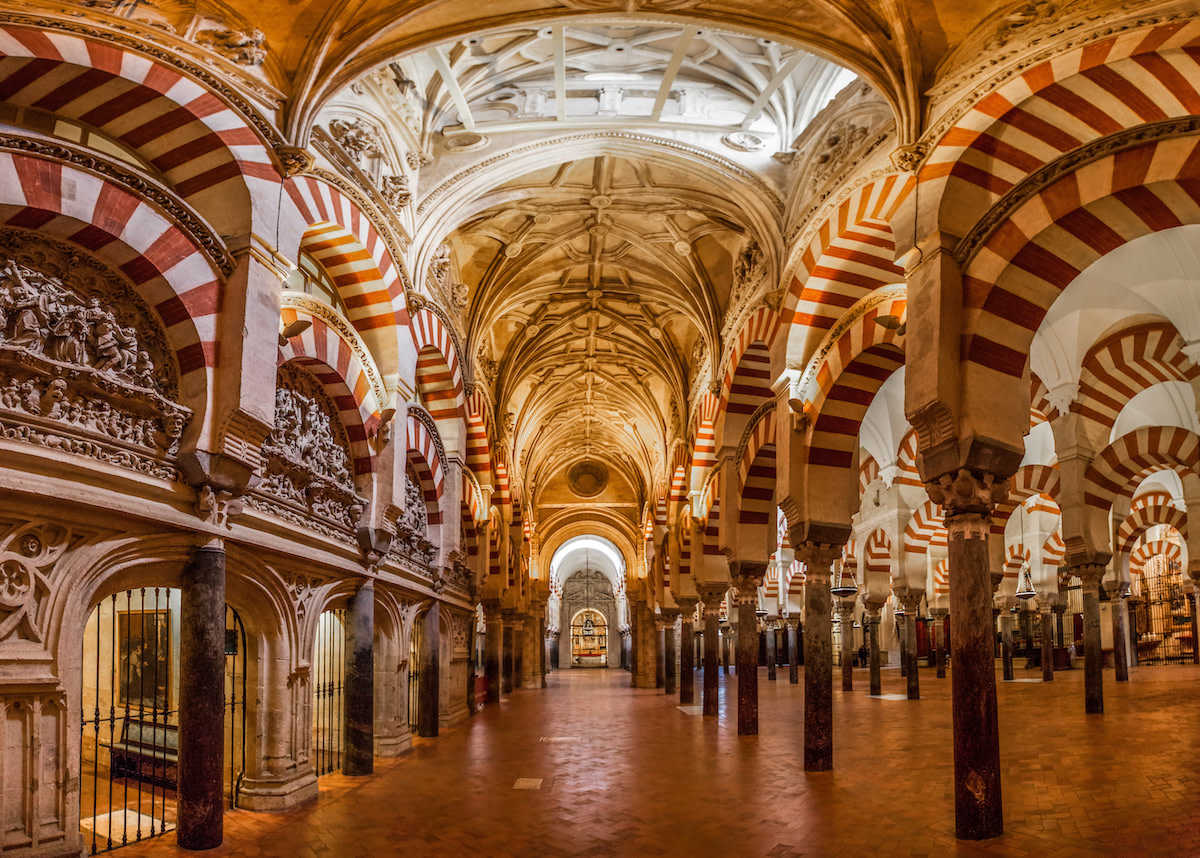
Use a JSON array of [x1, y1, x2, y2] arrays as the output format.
[[549, 534, 626, 591], [1019, 420, 1056, 468], [1110, 381, 1199, 443], [858, 367, 908, 484]]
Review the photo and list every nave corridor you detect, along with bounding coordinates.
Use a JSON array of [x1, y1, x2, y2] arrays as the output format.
[[118, 666, 1200, 858]]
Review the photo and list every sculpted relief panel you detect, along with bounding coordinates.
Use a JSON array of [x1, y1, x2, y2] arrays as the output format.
[[251, 363, 365, 534], [0, 232, 188, 477]]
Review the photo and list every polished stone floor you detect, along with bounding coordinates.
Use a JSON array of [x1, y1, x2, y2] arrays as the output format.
[[118, 662, 1200, 857]]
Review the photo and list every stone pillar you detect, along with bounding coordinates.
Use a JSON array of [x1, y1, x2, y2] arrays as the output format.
[[865, 603, 883, 696], [663, 608, 680, 696], [512, 617, 525, 693], [798, 544, 839, 771], [937, 472, 1004, 840], [1000, 610, 1014, 681], [549, 631, 560, 673], [1191, 591, 1199, 666], [839, 598, 855, 692], [343, 580, 375, 772], [898, 615, 908, 678], [1077, 565, 1105, 714], [733, 571, 764, 736], [178, 544, 227, 850], [698, 584, 725, 717], [522, 609, 541, 689], [787, 618, 800, 684], [1054, 602, 1067, 655], [418, 602, 439, 738], [901, 593, 921, 700], [500, 611, 514, 695], [1111, 592, 1129, 683], [678, 600, 697, 704], [721, 626, 731, 675], [540, 616, 548, 687], [628, 608, 639, 683], [766, 618, 778, 681], [1041, 605, 1054, 682], [932, 608, 948, 679], [483, 602, 502, 704], [655, 620, 667, 689]]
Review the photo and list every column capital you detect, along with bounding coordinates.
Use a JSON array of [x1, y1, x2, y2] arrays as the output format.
[[1071, 563, 1108, 587], [696, 582, 728, 610], [674, 597, 699, 616], [893, 587, 924, 613], [925, 468, 1009, 527], [794, 542, 842, 582], [660, 606, 682, 621]]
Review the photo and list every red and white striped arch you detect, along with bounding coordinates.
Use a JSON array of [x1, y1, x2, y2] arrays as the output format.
[[678, 510, 693, 578], [719, 307, 781, 416], [1118, 491, 1188, 556], [1083, 426, 1200, 513], [926, 20, 1200, 232], [411, 308, 465, 438], [406, 411, 445, 526], [858, 455, 880, 497], [1130, 534, 1183, 577], [737, 410, 776, 528], [864, 528, 892, 580], [1075, 323, 1199, 432], [465, 387, 493, 487], [784, 174, 913, 337], [719, 342, 772, 440], [0, 25, 277, 228], [0, 152, 216, 376], [1030, 375, 1054, 424], [669, 465, 688, 505], [894, 430, 923, 490], [960, 135, 1200, 384], [690, 392, 720, 495], [904, 500, 947, 555], [1042, 529, 1067, 568], [932, 558, 950, 598], [279, 308, 383, 475], [991, 464, 1061, 537], [493, 460, 511, 517]]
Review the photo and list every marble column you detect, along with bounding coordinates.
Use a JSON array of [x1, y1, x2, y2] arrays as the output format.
[[898, 615, 908, 678], [655, 620, 667, 689], [1041, 605, 1054, 682], [766, 618, 778, 681], [798, 544, 838, 771], [628, 609, 639, 683], [418, 602, 439, 737], [512, 618, 525, 693], [522, 609, 542, 689], [343, 580, 375, 772], [540, 615, 548, 687], [865, 603, 883, 696], [902, 594, 921, 700], [733, 571, 764, 736], [932, 608, 948, 679], [501, 612, 514, 695], [1077, 565, 1105, 714], [839, 597, 855, 692], [698, 585, 725, 717], [721, 627, 731, 675], [1000, 610, 1015, 681], [663, 608, 680, 696], [483, 602, 502, 704], [1054, 603, 1067, 658], [1111, 592, 1129, 683], [177, 544, 226, 850], [941, 476, 1003, 839], [549, 630, 560, 673], [1191, 591, 1200, 665], [678, 600, 696, 704], [787, 618, 800, 685]]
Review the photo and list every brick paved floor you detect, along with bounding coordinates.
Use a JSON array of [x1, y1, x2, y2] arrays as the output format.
[[115, 663, 1200, 857]]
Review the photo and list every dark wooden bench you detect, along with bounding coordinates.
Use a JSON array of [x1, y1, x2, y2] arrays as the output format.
[[105, 719, 179, 789]]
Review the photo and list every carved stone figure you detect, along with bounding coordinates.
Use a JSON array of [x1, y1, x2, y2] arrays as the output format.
[[380, 174, 411, 209], [329, 117, 383, 165], [429, 243, 453, 285], [807, 119, 870, 191], [194, 28, 267, 66]]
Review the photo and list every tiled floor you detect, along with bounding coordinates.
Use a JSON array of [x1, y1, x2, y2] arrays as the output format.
[[117, 663, 1200, 857]]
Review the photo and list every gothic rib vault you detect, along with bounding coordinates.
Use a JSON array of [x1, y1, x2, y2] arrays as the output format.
[[0, 0, 1198, 854]]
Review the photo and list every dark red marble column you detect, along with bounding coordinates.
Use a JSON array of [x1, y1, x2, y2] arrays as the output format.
[[483, 601, 502, 703], [839, 598, 854, 692], [733, 571, 764, 736], [1112, 593, 1129, 683], [942, 480, 1003, 840], [766, 620, 778, 681], [698, 585, 724, 717], [865, 604, 883, 696], [1000, 610, 1014, 681], [501, 612, 514, 695], [678, 599, 696, 704], [1041, 607, 1054, 681], [178, 545, 226, 850], [932, 609, 947, 679], [418, 602, 440, 737], [902, 595, 921, 700], [663, 608, 679, 695], [343, 580, 375, 772], [799, 544, 838, 771], [787, 618, 800, 684], [1078, 565, 1105, 714]]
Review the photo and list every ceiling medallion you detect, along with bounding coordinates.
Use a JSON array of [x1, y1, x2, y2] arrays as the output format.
[[568, 460, 610, 498], [721, 131, 766, 152], [445, 133, 491, 153]]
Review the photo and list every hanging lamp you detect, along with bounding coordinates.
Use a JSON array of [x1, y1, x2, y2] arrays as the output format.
[[1015, 501, 1036, 600], [831, 562, 858, 598]]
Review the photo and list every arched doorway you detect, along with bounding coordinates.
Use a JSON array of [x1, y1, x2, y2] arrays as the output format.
[[570, 609, 608, 667]]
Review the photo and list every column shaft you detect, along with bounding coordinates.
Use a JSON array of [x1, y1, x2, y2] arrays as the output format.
[[1040, 610, 1054, 681], [418, 603, 439, 737], [484, 607, 502, 704], [344, 580, 375, 772], [703, 610, 720, 716], [501, 623, 513, 695], [1000, 613, 1014, 681], [905, 611, 919, 699], [767, 624, 778, 681], [664, 621, 678, 695], [947, 514, 1002, 839], [1081, 573, 1103, 713], [803, 557, 834, 771], [1112, 597, 1129, 683], [868, 615, 882, 696], [788, 621, 800, 684], [177, 546, 226, 850], [679, 617, 695, 704], [512, 622, 524, 692], [736, 596, 758, 735], [934, 614, 947, 679]]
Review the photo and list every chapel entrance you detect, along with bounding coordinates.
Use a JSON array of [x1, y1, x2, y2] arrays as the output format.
[[570, 609, 608, 667]]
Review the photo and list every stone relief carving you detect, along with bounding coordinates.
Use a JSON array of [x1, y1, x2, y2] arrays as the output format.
[[255, 364, 364, 530], [329, 117, 384, 166], [380, 174, 411, 210], [390, 469, 435, 565], [0, 521, 70, 650], [368, 67, 423, 137], [805, 118, 871, 192], [194, 27, 267, 66], [0, 235, 189, 472]]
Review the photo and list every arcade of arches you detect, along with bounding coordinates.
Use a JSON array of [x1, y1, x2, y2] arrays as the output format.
[[0, 0, 1198, 854]]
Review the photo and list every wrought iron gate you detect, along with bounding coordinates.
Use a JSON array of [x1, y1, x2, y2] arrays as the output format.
[[312, 608, 345, 776], [408, 614, 422, 730], [81, 590, 247, 855], [1132, 557, 1193, 665]]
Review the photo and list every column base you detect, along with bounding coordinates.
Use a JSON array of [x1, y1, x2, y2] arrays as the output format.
[[375, 728, 414, 757], [237, 771, 319, 812]]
